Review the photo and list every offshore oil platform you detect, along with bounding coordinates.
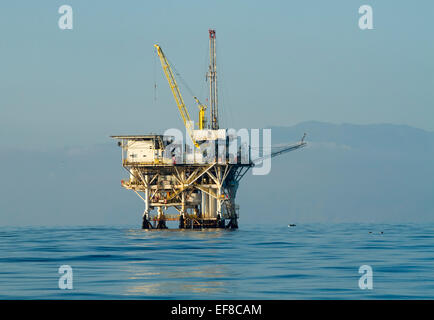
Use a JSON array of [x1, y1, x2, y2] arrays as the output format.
[[112, 30, 306, 229]]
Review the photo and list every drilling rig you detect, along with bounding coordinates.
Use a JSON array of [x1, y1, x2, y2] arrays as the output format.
[[111, 30, 306, 229]]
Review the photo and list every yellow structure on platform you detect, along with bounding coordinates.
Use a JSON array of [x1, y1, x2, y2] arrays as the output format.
[[154, 44, 207, 147]]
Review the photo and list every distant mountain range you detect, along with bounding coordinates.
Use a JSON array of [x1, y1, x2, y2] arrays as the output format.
[[240, 121, 434, 224], [1, 122, 433, 226], [270, 121, 434, 154]]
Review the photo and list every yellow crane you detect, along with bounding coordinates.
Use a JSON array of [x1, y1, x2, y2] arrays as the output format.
[[154, 44, 207, 148]]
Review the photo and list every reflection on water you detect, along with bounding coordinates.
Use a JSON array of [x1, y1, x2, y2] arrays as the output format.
[[123, 229, 234, 296], [125, 280, 227, 295], [126, 228, 230, 240]]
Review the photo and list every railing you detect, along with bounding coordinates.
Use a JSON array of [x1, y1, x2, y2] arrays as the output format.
[[123, 156, 251, 167]]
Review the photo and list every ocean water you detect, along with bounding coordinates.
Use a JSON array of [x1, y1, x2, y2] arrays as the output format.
[[0, 223, 433, 299]]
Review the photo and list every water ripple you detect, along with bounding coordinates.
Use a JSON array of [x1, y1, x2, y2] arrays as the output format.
[[0, 223, 433, 299]]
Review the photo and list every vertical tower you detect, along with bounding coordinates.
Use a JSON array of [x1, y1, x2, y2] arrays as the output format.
[[207, 29, 218, 130]]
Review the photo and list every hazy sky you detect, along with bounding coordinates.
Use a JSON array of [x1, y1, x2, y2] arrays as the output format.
[[1, 1, 433, 226], [1, 0, 433, 149]]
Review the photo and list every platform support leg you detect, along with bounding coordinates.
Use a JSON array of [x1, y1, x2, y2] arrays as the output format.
[[156, 207, 167, 229], [179, 191, 186, 229], [179, 214, 185, 229], [226, 217, 238, 229], [141, 180, 153, 229], [142, 211, 152, 229]]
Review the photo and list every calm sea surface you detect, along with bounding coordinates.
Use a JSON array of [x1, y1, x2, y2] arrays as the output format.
[[1, 223, 433, 299]]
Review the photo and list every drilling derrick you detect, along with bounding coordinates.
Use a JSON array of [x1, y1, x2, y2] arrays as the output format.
[[207, 29, 218, 130], [111, 30, 306, 229]]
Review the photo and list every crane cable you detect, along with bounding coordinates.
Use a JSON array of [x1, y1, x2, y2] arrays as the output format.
[[165, 55, 202, 106]]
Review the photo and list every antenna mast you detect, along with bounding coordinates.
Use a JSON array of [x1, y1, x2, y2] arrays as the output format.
[[207, 29, 218, 130]]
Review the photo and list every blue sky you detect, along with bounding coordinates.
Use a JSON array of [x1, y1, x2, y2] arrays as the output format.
[[1, 0, 433, 149], [0, 1, 434, 226]]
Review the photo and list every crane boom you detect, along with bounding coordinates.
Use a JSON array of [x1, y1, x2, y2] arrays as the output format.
[[251, 134, 307, 165], [154, 44, 200, 148]]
